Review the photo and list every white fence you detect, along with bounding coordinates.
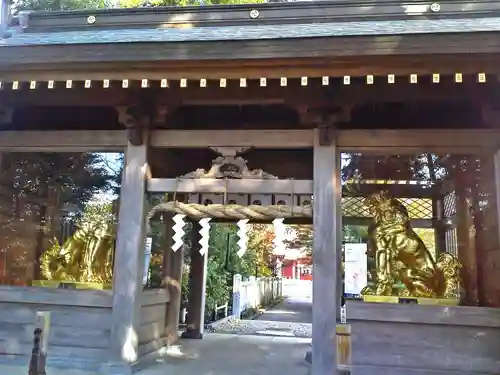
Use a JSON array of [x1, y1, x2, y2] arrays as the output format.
[[232, 274, 283, 318]]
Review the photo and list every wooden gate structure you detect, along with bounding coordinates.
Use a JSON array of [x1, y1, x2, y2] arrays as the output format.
[[1, 1, 500, 375], [146, 146, 314, 337]]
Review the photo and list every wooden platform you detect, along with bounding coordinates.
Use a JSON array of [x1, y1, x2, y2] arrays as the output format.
[[32, 280, 111, 290], [346, 300, 500, 374], [362, 295, 459, 306]]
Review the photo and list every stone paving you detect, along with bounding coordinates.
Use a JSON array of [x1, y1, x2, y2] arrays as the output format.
[[137, 333, 311, 375], [0, 365, 98, 375], [1, 334, 311, 375]]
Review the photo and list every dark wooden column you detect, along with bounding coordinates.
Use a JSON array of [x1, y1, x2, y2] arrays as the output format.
[[476, 151, 500, 306], [432, 197, 447, 255], [163, 213, 185, 343], [181, 221, 206, 339], [456, 182, 478, 305]]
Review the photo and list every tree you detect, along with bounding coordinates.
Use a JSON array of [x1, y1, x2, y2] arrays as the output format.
[[12, 0, 265, 12], [284, 224, 312, 261], [244, 224, 274, 277], [193, 223, 274, 316], [12, 0, 111, 12], [0, 152, 119, 285], [119, 0, 264, 7]]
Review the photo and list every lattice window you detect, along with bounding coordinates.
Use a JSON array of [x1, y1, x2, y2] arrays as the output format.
[[342, 197, 433, 219], [342, 197, 368, 217], [444, 191, 457, 217]]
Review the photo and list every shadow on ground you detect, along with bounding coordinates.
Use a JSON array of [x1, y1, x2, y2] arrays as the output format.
[[138, 333, 311, 375]]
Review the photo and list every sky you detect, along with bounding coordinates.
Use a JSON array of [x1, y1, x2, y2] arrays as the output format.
[[91, 152, 123, 203]]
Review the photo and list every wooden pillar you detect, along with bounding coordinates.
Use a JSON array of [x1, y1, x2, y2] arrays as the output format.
[[432, 196, 447, 256], [312, 126, 340, 375], [495, 151, 500, 249], [428, 156, 446, 257], [181, 221, 207, 339], [103, 133, 148, 374], [336, 150, 343, 319], [456, 183, 478, 305], [477, 149, 500, 306], [164, 213, 185, 343]]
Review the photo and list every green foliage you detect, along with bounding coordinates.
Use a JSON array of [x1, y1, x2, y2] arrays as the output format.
[[205, 258, 230, 312], [203, 223, 273, 314], [118, 0, 264, 8], [13, 0, 112, 11], [181, 267, 189, 304], [76, 201, 115, 227], [1, 152, 114, 216], [142, 217, 274, 316], [12, 0, 265, 12]]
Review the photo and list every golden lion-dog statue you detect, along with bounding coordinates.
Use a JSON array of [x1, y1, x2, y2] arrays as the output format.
[[360, 191, 461, 299]]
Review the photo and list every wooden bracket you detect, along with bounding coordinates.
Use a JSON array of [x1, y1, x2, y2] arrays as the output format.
[[117, 105, 153, 146], [318, 111, 340, 146], [481, 105, 500, 128], [152, 106, 169, 128], [297, 105, 350, 146], [0, 108, 13, 125], [318, 120, 337, 146]]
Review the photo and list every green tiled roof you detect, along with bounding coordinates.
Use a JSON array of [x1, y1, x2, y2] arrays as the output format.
[[2, 16, 500, 46]]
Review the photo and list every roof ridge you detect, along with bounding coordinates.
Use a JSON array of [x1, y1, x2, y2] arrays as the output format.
[[4, 16, 500, 46], [8, 0, 500, 34]]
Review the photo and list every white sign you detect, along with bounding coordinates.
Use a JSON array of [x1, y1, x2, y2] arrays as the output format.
[[142, 237, 153, 285], [344, 243, 368, 296]]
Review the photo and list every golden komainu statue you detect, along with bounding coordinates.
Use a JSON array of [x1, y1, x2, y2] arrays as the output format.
[[360, 191, 462, 299], [40, 219, 115, 284]]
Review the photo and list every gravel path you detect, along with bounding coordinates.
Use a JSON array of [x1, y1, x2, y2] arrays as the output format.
[[210, 280, 313, 338]]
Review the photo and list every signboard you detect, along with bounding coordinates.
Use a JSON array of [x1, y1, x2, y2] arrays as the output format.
[[344, 243, 368, 297]]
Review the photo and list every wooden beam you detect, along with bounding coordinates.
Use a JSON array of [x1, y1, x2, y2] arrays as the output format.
[[150, 129, 314, 148], [312, 128, 340, 375], [151, 128, 500, 150], [0, 130, 127, 151], [343, 217, 433, 228], [0, 128, 496, 153], [0, 285, 112, 307], [147, 178, 313, 195], [338, 129, 500, 152], [345, 183, 436, 198]]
